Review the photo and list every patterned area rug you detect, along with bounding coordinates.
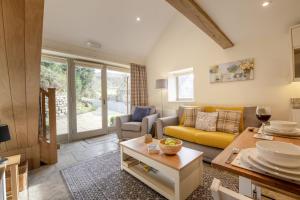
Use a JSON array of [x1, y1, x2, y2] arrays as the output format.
[[61, 151, 238, 200]]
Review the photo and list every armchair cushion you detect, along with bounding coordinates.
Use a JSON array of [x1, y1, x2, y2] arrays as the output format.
[[121, 122, 141, 132], [132, 106, 156, 115], [132, 107, 151, 122]]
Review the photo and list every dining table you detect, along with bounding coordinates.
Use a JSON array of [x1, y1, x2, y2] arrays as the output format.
[[212, 128, 300, 200]]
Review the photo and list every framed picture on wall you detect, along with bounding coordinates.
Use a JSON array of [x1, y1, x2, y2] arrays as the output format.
[[209, 58, 255, 83]]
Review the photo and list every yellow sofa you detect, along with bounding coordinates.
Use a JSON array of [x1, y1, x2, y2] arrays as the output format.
[[156, 105, 259, 162], [165, 106, 244, 149], [164, 126, 235, 149]]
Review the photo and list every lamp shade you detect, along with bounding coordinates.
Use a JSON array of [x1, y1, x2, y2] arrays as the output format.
[[0, 124, 10, 143], [155, 79, 168, 89]]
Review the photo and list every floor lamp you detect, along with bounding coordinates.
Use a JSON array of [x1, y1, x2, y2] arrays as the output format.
[[155, 79, 168, 117]]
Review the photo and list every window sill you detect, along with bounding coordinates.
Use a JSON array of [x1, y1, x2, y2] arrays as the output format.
[[168, 100, 195, 103]]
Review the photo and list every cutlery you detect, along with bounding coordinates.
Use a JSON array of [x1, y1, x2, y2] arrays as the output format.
[[226, 147, 240, 164]]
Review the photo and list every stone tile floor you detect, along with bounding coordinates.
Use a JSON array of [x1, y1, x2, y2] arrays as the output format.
[[20, 133, 119, 200]]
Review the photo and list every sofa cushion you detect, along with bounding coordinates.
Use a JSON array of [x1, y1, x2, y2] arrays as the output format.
[[132, 107, 150, 122], [178, 106, 203, 126], [179, 106, 203, 127], [178, 106, 185, 125], [204, 106, 244, 132], [164, 126, 235, 149], [121, 122, 141, 132], [195, 111, 218, 131], [216, 110, 241, 134], [183, 108, 198, 127]]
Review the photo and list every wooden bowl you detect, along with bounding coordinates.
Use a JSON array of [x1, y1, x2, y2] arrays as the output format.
[[159, 138, 182, 155]]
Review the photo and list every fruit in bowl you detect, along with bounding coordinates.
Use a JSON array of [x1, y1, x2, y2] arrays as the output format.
[[165, 138, 177, 146], [159, 138, 182, 155]]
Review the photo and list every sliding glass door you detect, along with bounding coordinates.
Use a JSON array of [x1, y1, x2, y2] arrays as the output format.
[[40, 55, 130, 143], [75, 63, 104, 134]]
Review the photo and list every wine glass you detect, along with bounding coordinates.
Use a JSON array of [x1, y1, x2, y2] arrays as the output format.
[[256, 106, 272, 134]]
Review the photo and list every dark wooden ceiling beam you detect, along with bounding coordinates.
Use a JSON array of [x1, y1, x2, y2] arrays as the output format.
[[166, 0, 234, 49]]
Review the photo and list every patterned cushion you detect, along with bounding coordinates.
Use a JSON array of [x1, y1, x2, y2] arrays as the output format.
[[195, 112, 218, 131], [183, 107, 203, 127], [204, 106, 244, 132], [217, 110, 242, 134]]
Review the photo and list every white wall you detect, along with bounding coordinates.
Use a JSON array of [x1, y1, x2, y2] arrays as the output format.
[[146, 14, 300, 120]]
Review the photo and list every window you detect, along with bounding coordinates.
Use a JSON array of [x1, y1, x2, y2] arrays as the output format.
[[168, 68, 194, 102]]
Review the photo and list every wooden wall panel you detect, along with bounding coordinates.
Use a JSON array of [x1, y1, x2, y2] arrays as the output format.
[[25, 0, 44, 147], [26, 145, 40, 169], [0, 0, 18, 151], [0, 0, 44, 169], [2, 0, 28, 148]]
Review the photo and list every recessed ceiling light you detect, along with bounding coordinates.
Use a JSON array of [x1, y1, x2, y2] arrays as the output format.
[[85, 41, 101, 49], [136, 17, 141, 22], [262, 1, 272, 7]]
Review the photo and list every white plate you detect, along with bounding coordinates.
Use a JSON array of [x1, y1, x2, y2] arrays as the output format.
[[248, 149, 300, 175], [264, 131, 300, 138], [240, 148, 300, 183], [265, 126, 300, 135], [265, 126, 300, 133], [264, 129, 300, 137], [270, 121, 298, 132], [256, 141, 300, 168]]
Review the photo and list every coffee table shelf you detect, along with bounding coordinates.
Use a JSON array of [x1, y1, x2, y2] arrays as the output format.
[[123, 163, 174, 199], [120, 137, 203, 200]]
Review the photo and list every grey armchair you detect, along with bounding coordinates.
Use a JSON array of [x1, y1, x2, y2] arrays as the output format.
[[116, 106, 159, 141]]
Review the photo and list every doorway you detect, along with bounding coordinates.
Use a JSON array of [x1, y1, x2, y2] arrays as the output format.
[[40, 55, 130, 143]]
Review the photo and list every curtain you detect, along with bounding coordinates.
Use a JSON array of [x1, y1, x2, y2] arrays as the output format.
[[130, 63, 148, 106]]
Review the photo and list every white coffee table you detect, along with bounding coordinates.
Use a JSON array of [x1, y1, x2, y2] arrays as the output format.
[[120, 137, 203, 200]]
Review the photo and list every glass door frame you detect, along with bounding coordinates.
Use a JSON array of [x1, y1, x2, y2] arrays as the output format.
[[67, 59, 108, 142], [40, 55, 70, 141], [42, 53, 130, 143]]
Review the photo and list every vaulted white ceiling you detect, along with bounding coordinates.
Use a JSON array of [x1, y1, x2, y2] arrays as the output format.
[[195, 0, 300, 43], [43, 0, 300, 64], [43, 0, 175, 64]]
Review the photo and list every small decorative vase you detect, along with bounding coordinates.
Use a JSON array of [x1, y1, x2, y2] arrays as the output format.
[[144, 134, 152, 143]]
